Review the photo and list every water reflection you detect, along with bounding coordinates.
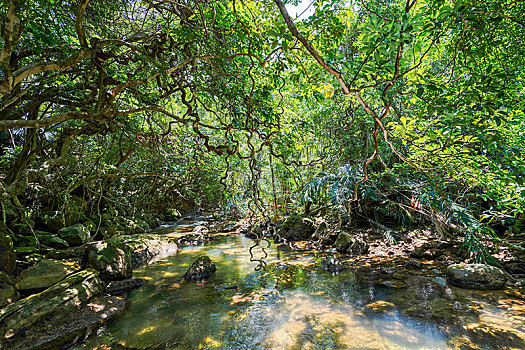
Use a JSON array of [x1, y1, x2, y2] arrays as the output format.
[[78, 234, 453, 349]]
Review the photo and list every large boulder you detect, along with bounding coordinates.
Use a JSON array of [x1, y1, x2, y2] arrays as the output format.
[[15, 259, 81, 291], [58, 223, 90, 246], [334, 232, 369, 255], [0, 270, 105, 348], [109, 234, 178, 268], [85, 241, 132, 281], [274, 215, 316, 242], [447, 264, 506, 290], [0, 233, 16, 275], [184, 256, 216, 280], [7, 295, 127, 350]]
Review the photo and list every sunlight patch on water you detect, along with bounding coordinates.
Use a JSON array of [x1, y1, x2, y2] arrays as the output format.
[[261, 291, 450, 350]]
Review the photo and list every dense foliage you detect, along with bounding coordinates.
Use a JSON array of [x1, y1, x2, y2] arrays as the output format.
[[1, 0, 524, 259]]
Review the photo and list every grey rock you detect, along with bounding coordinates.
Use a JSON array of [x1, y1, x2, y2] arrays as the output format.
[[447, 264, 506, 290]]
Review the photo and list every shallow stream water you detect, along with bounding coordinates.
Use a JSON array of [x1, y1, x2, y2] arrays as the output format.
[[78, 219, 525, 350]]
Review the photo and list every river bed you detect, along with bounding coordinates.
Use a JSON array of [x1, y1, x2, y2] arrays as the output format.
[[77, 220, 525, 350]]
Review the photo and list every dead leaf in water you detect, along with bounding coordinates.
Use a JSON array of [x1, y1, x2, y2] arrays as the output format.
[[231, 292, 261, 304]]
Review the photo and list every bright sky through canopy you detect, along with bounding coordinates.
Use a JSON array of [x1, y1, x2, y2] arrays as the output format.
[[285, 0, 315, 20]]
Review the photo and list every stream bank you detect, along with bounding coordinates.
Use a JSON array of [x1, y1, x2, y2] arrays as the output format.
[[1, 214, 525, 349]]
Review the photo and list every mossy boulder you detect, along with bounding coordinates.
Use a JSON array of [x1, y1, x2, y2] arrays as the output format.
[[184, 256, 216, 280], [85, 241, 132, 281], [334, 232, 369, 255], [37, 232, 69, 249], [41, 211, 66, 231], [0, 233, 16, 274], [10, 295, 128, 350], [0, 269, 106, 349], [15, 259, 81, 291], [109, 234, 178, 268], [58, 223, 90, 246], [274, 215, 316, 242], [447, 264, 506, 290]]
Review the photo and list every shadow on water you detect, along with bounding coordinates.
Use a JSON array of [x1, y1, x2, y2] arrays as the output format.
[[78, 232, 456, 350]]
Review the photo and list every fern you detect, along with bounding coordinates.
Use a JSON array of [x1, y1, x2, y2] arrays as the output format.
[[440, 202, 500, 266], [301, 165, 360, 212]]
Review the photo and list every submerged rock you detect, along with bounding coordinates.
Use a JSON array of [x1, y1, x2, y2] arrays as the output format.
[[86, 241, 132, 281], [447, 264, 506, 290], [14, 258, 81, 291], [0, 269, 105, 348], [321, 257, 344, 273], [184, 256, 216, 280], [177, 233, 213, 246], [403, 259, 423, 270], [274, 215, 316, 242], [106, 278, 145, 295], [334, 232, 369, 255], [363, 301, 396, 315], [58, 223, 91, 246]]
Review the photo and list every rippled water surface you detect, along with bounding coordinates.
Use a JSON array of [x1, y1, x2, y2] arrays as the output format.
[[79, 228, 455, 349]]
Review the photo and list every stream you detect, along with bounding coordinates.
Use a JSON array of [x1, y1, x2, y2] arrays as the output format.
[[77, 217, 525, 350]]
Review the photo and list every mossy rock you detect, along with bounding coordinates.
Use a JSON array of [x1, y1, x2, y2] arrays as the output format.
[[334, 232, 369, 255], [15, 259, 81, 291], [274, 215, 316, 241], [0, 234, 16, 274], [13, 246, 38, 255], [85, 241, 132, 281], [0, 271, 18, 308], [109, 234, 178, 268], [82, 220, 97, 232], [16, 235, 38, 247], [41, 211, 66, 231], [38, 234, 69, 249], [0, 269, 105, 348], [184, 256, 216, 280], [58, 224, 90, 246]]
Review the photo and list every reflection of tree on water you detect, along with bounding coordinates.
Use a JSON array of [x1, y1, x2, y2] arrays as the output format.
[[78, 235, 453, 350]]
